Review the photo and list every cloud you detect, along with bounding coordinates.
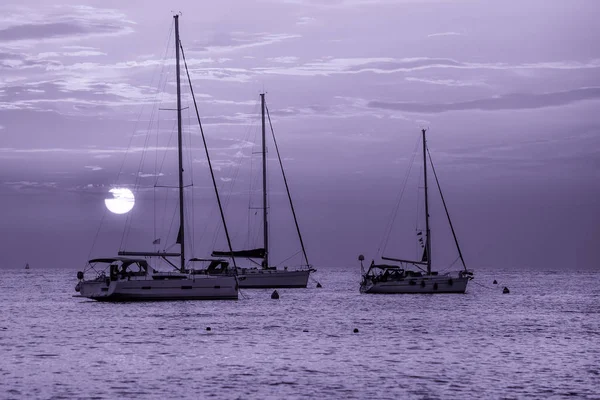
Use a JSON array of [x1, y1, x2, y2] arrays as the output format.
[[0, 51, 62, 70], [296, 17, 316, 25], [137, 172, 165, 178], [36, 50, 106, 58], [2, 180, 57, 190], [275, 0, 411, 8], [0, 5, 134, 47], [405, 76, 487, 87], [189, 32, 300, 54], [0, 146, 176, 155], [268, 56, 300, 64], [427, 32, 463, 38], [368, 87, 600, 113], [256, 56, 600, 77], [0, 22, 102, 41]]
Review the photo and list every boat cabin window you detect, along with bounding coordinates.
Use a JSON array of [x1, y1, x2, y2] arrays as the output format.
[[110, 262, 148, 279], [206, 260, 229, 273]]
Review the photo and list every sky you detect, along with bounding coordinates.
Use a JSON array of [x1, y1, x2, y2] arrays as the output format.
[[0, 0, 599, 271]]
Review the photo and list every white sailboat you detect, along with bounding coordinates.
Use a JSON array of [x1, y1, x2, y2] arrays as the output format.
[[360, 129, 473, 294], [210, 94, 314, 288], [75, 15, 238, 301]]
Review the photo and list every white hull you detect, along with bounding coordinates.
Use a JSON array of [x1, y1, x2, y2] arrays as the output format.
[[361, 272, 469, 294], [236, 269, 310, 288], [78, 275, 238, 301]]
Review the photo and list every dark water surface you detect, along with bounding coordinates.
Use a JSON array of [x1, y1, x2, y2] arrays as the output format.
[[1, 267, 599, 399]]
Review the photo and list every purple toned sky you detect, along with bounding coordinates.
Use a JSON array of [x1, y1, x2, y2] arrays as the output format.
[[1, 0, 599, 271]]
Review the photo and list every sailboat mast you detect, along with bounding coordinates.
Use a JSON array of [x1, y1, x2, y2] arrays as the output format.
[[260, 93, 269, 268], [174, 15, 185, 272], [422, 128, 431, 275]]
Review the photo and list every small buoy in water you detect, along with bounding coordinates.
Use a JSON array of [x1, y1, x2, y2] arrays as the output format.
[[303, 329, 308, 332], [503, 287, 510, 294], [353, 328, 359, 333], [316, 282, 322, 288], [206, 327, 211, 331], [271, 290, 280, 299], [493, 280, 498, 284]]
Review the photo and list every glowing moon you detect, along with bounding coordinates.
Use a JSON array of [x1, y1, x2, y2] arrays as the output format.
[[105, 188, 135, 214]]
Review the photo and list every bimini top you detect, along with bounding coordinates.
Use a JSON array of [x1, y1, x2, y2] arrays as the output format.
[[369, 264, 404, 270], [369, 264, 404, 271], [88, 257, 150, 267]]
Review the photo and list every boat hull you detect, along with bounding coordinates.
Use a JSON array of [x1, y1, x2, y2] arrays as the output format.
[[360, 274, 469, 294], [78, 275, 238, 301], [236, 269, 310, 288]]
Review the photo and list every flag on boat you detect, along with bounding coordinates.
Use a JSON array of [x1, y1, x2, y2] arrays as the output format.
[[153, 238, 160, 245]]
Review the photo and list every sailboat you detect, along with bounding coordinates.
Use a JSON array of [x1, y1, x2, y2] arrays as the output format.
[[360, 129, 473, 294], [75, 15, 238, 301], [210, 93, 314, 288], [24, 263, 30, 270]]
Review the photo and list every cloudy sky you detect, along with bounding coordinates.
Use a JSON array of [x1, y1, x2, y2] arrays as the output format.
[[1, 0, 598, 271]]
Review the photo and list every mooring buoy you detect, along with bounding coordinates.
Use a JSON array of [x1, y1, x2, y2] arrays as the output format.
[[206, 327, 211, 331], [353, 328, 359, 333], [316, 282, 322, 288], [271, 290, 280, 299], [493, 280, 498, 284], [503, 287, 510, 294]]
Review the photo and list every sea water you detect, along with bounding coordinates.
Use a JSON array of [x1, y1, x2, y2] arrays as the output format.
[[0, 267, 598, 399]]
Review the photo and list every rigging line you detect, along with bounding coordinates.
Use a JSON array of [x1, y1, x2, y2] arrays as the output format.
[[265, 101, 310, 267], [377, 134, 421, 257], [86, 203, 110, 261], [427, 146, 467, 271], [275, 249, 302, 268], [167, 193, 179, 249], [436, 255, 461, 274], [212, 109, 258, 249], [150, 38, 178, 251], [179, 40, 237, 269], [182, 97, 195, 257], [415, 159, 423, 259], [152, 120, 178, 248], [199, 115, 256, 255], [120, 43, 173, 248], [379, 135, 420, 256], [470, 279, 495, 290], [120, 25, 173, 251], [448, 255, 461, 269], [154, 108, 160, 245], [245, 110, 260, 249]]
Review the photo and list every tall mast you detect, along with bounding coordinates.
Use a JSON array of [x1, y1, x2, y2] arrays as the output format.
[[422, 128, 431, 275], [175, 15, 185, 272], [260, 93, 269, 268]]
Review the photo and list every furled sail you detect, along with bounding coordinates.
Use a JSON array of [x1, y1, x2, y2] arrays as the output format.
[[421, 246, 428, 263], [211, 248, 265, 259], [176, 226, 183, 244]]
